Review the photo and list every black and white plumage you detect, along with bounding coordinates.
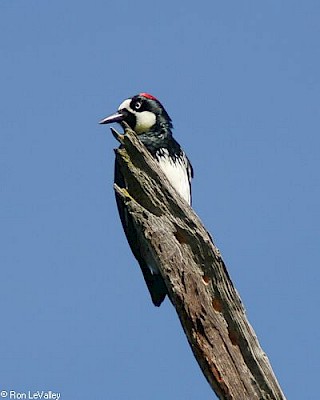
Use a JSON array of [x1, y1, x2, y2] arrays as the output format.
[[99, 93, 193, 306]]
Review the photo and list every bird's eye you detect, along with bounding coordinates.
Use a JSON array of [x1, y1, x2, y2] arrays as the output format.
[[134, 101, 142, 110]]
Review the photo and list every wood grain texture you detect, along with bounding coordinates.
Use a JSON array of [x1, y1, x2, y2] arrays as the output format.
[[113, 126, 286, 400]]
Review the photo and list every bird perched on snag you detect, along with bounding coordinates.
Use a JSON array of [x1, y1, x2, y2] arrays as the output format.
[[99, 93, 193, 306]]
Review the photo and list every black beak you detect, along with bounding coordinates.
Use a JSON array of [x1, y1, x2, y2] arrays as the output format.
[[99, 110, 125, 125]]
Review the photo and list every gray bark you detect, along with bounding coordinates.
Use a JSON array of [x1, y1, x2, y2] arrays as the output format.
[[113, 126, 286, 400]]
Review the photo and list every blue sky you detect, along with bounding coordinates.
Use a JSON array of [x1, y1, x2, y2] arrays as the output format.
[[1, 1, 319, 399]]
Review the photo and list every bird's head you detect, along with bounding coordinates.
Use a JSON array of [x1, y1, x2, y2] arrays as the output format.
[[99, 93, 172, 135]]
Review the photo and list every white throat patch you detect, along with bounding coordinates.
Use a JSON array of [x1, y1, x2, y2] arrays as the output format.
[[134, 111, 156, 133]]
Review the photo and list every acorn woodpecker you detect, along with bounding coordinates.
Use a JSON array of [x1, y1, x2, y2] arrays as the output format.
[[99, 93, 193, 306]]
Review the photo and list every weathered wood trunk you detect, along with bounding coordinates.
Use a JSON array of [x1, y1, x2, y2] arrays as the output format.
[[113, 126, 286, 400]]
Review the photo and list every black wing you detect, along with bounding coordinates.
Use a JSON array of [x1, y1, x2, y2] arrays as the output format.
[[114, 156, 167, 306]]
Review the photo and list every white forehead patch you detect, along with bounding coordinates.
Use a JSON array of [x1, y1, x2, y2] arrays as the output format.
[[118, 98, 131, 111]]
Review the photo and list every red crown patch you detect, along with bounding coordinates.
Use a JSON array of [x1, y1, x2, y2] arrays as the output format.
[[139, 93, 158, 101]]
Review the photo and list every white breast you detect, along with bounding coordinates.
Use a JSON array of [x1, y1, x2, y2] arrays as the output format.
[[156, 149, 192, 205]]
